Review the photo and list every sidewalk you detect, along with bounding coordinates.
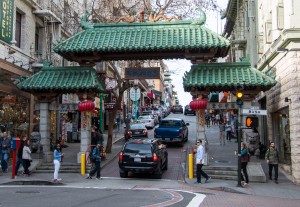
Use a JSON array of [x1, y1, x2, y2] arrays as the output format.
[[0, 128, 125, 184], [185, 124, 300, 199]]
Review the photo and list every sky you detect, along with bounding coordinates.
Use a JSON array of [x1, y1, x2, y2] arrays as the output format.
[[164, 0, 228, 107]]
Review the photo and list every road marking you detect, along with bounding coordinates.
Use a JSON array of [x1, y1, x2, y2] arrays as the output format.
[[186, 192, 206, 207]]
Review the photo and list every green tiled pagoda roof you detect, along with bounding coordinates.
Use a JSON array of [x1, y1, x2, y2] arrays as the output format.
[[53, 20, 230, 60], [17, 67, 105, 93], [183, 61, 276, 92]]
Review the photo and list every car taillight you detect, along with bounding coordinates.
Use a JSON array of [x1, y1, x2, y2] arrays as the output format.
[[143, 130, 147, 134], [154, 129, 156, 136], [127, 131, 132, 135], [153, 153, 158, 161], [179, 129, 183, 135], [119, 152, 123, 160]]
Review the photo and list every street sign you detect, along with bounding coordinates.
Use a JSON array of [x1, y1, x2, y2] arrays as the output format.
[[130, 88, 141, 101], [245, 117, 259, 127], [242, 109, 267, 115]]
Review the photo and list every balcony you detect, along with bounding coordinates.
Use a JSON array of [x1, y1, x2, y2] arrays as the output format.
[[33, 0, 63, 24]]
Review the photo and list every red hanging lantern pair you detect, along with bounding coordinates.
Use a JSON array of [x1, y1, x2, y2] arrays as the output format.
[[78, 100, 95, 112], [189, 99, 208, 110]]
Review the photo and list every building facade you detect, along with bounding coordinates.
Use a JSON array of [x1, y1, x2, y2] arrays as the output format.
[[223, 0, 300, 184]]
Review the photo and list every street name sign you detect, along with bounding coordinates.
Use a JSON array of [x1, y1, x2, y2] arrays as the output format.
[[242, 109, 267, 115]]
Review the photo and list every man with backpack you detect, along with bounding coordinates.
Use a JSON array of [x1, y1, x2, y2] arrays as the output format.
[[86, 142, 102, 180], [266, 141, 279, 184]]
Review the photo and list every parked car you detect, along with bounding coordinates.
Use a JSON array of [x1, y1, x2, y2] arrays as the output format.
[[154, 118, 189, 145], [184, 105, 196, 115], [137, 115, 155, 129], [172, 105, 183, 113], [119, 138, 168, 178], [124, 123, 148, 141], [141, 110, 159, 125]]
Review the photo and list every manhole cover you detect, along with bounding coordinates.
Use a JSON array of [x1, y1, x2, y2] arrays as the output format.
[[215, 160, 230, 163]]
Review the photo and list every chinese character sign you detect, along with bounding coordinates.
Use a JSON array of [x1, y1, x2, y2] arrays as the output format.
[[0, 0, 14, 43]]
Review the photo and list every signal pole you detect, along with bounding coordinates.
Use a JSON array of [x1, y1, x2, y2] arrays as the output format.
[[236, 90, 243, 187]]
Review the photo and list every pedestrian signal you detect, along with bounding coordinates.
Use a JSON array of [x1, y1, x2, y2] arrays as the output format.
[[246, 117, 258, 128]]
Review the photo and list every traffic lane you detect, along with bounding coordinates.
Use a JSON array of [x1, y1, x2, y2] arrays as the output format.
[[102, 145, 185, 180], [0, 186, 200, 207]]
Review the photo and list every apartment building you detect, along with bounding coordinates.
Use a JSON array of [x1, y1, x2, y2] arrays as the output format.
[[223, 0, 300, 184]]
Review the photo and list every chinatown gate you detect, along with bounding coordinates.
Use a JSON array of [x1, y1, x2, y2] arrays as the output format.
[[17, 8, 275, 163]]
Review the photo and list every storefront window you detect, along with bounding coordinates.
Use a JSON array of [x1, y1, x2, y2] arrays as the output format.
[[0, 95, 29, 138], [273, 108, 291, 165]]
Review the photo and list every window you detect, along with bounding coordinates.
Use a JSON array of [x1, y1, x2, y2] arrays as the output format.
[[15, 11, 22, 48]]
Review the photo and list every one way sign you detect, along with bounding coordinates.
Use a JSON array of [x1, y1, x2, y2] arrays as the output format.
[[242, 109, 267, 116]]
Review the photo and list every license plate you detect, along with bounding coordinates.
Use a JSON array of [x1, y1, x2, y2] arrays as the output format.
[[134, 132, 141, 134], [134, 158, 141, 162]]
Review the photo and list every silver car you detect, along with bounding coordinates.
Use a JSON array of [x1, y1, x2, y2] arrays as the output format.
[[137, 115, 155, 129]]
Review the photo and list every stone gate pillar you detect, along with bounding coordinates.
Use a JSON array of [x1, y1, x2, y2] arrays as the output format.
[[39, 103, 52, 162], [77, 111, 91, 163]]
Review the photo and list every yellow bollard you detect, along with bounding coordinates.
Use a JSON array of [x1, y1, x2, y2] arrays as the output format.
[[188, 153, 193, 179], [81, 153, 86, 175]]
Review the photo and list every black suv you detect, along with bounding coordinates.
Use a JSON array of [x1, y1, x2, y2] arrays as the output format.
[[172, 105, 183, 113], [184, 105, 196, 115], [118, 139, 168, 179]]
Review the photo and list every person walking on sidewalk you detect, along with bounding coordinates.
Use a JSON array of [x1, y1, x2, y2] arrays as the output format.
[[240, 142, 250, 186], [22, 140, 32, 176], [265, 141, 279, 184], [86, 142, 102, 180], [15, 136, 27, 175], [219, 119, 225, 145], [225, 121, 232, 142], [53, 144, 64, 183], [195, 139, 211, 184], [1, 132, 11, 173]]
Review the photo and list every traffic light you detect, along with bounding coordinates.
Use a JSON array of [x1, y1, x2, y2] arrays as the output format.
[[246, 117, 259, 128], [236, 91, 243, 106]]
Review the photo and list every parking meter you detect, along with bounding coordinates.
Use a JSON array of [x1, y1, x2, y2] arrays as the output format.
[[11, 137, 20, 179]]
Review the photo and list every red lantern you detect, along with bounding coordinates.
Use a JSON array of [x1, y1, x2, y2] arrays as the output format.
[[189, 99, 208, 110], [78, 100, 95, 112]]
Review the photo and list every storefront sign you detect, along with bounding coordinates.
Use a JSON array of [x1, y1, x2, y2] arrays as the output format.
[[0, 95, 16, 103], [207, 102, 238, 110], [48, 103, 78, 111], [125, 67, 160, 79], [0, 0, 14, 44], [104, 103, 115, 109]]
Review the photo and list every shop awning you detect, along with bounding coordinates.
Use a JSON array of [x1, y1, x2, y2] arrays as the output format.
[[17, 66, 106, 93]]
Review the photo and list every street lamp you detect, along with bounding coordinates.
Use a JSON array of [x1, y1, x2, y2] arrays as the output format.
[[236, 88, 244, 187]]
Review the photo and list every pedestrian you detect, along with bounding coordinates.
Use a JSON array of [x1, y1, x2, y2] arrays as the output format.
[[219, 119, 225, 145], [1, 132, 11, 173], [265, 141, 279, 184], [15, 136, 27, 175], [240, 142, 250, 186], [195, 139, 211, 184], [22, 140, 32, 176], [215, 113, 220, 126], [86, 142, 102, 180], [116, 111, 121, 131], [53, 144, 64, 183], [225, 121, 232, 142], [205, 114, 211, 128]]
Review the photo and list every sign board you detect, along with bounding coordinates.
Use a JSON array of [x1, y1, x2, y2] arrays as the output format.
[[242, 109, 267, 115], [245, 117, 259, 127], [207, 102, 238, 110], [104, 103, 115, 109], [0, 0, 14, 43], [130, 88, 141, 101], [125, 67, 160, 79]]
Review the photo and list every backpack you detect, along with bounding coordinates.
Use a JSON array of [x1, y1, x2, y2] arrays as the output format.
[[88, 151, 96, 163]]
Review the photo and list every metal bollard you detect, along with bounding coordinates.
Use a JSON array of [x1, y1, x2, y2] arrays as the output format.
[[188, 154, 193, 179], [81, 153, 86, 175]]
